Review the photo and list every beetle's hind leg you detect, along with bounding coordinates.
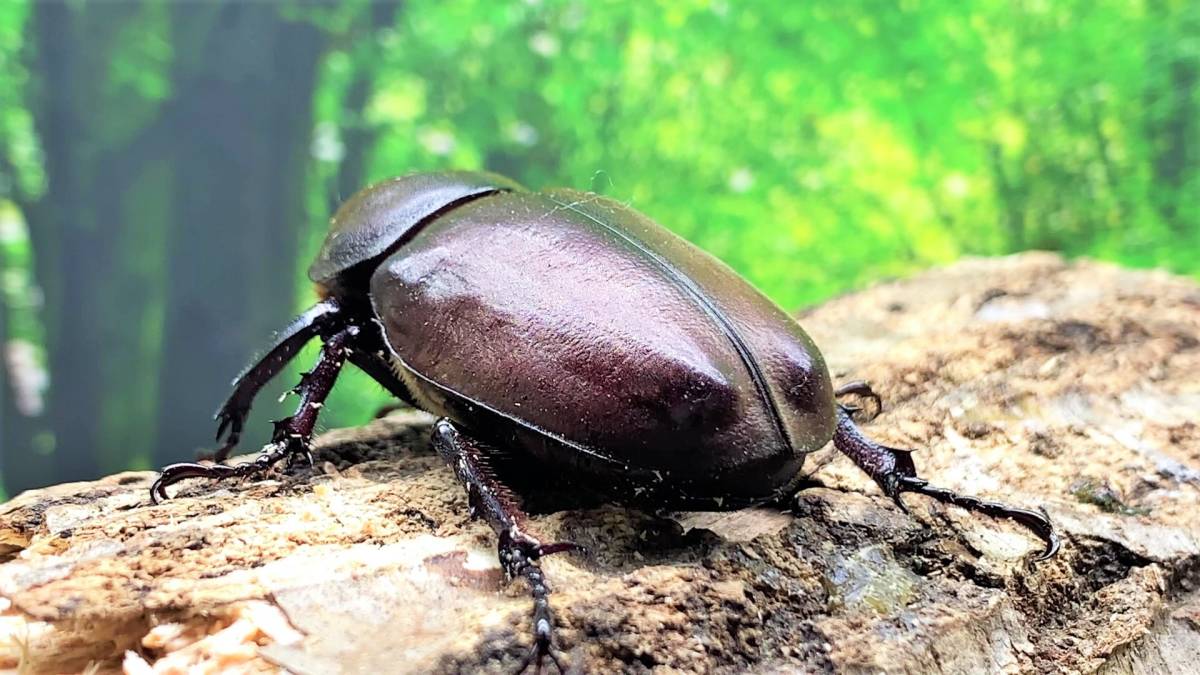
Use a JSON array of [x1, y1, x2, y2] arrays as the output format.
[[832, 405, 1061, 560], [431, 419, 581, 674], [150, 325, 357, 503]]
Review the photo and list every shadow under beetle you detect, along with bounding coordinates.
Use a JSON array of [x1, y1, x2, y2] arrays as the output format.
[[151, 171, 1059, 672]]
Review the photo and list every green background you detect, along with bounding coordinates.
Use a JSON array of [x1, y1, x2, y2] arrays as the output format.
[[1, 0, 1197, 497]]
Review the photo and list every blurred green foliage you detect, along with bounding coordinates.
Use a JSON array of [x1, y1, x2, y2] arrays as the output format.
[[0, 0, 1197, 494]]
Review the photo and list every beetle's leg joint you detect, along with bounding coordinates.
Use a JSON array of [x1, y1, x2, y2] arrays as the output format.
[[151, 325, 356, 505], [498, 529, 585, 579], [149, 438, 305, 503], [501, 534, 569, 675], [198, 299, 347, 463], [835, 380, 883, 421], [832, 406, 1060, 561], [892, 475, 1061, 560], [431, 420, 576, 673], [495, 528, 582, 674]]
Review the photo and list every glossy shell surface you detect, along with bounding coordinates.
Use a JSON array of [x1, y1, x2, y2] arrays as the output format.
[[366, 188, 835, 501]]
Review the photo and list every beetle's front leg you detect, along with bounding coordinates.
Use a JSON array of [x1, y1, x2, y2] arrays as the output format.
[[206, 299, 344, 462], [150, 325, 357, 503], [431, 419, 581, 674], [832, 405, 1061, 560]]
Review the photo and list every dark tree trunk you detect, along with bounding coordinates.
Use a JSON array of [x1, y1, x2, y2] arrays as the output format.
[[153, 4, 328, 464], [0, 263, 44, 496], [1144, 0, 1199, 234], [16, 1, 329, 489], [327, 1, 404, 215], [0, 287, 10, 493], [332, 73, 378, 212], [18, 0, 81, 491], [0, 169, 43, 496], [17, 1, 171, 490], [988, 143, 1026, 250]]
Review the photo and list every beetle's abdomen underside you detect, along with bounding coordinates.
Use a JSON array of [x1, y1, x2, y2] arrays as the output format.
[[369, 190, 834, 500]]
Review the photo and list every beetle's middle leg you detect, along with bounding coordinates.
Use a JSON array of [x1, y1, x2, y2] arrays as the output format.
[[150, 325, 358, 503], [832, 406, 1061, 560], [430, 418, 581, 674]]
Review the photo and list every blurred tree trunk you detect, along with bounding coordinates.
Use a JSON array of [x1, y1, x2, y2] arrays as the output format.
[[1, 282, 5, 452], [15, 2, 330, 490], [988, 143, 1026, 250], [19, 0, 84, 490], [0, 208, 46, 495], [327, 1, 404, 214], [0, 277, 39, 495], [153, 4, 328, 465], [0, 291, 42, 498], [0, 287, 11, 493], [17, 1, 172, 490], [1145, 0, 1199, 234]]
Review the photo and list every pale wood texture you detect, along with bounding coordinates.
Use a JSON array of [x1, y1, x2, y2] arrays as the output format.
[[2, 253, 1198, 673]]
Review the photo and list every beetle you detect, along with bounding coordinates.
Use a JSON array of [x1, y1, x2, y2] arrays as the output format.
[[151, 171, 1059, 672]]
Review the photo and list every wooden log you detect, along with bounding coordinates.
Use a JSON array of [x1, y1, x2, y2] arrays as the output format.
[[2, 252, 1198, 673]]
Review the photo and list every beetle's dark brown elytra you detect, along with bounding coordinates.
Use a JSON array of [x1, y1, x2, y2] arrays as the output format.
[[151, 171, 1059, 672]]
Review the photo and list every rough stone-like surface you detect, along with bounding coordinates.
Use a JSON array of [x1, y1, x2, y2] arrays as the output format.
[[1, 252, 1198, 674]]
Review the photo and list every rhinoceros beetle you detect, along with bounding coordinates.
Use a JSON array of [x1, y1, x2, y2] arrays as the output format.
[[151, 171, 1058, 672]]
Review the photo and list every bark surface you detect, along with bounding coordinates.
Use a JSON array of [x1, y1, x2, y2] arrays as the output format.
[[1, 253, 1198, 674]]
